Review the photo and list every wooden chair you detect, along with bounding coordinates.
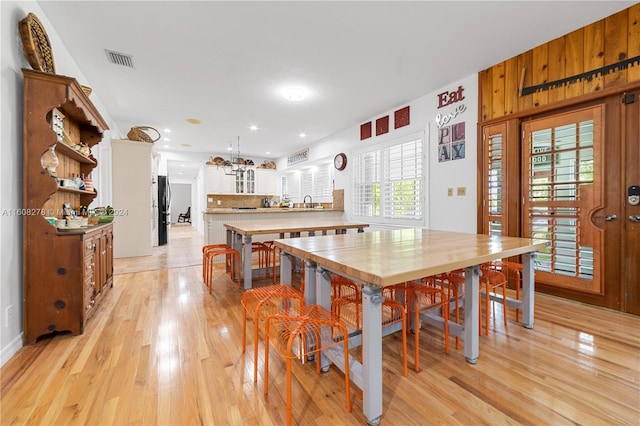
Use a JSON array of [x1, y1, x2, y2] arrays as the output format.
[[177, 206, 191, 223], [264, 304, 352, 426]]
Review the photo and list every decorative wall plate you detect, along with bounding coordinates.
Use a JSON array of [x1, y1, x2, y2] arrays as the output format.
[[19, 13, 56, 74]]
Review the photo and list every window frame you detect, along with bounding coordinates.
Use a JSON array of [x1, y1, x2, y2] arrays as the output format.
[[351, 131, 426, 227]]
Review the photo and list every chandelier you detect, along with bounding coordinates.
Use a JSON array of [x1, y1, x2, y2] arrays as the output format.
[[224, 136, 247, 176]]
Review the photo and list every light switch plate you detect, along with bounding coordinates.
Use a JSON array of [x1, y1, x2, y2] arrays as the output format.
[[447, 188, 453, 197], [457, 187, 466, 196]]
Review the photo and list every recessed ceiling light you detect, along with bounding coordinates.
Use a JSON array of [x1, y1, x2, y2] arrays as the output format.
[[283, 86, 307, 102], [266, 151, 271, 155], [299, 133, 306, 138], [163, 137, 170, 141], [163, 144, 170, 148], [181, 143, 192, 147], [181, 164, 186, 167], [179, 172, 184, 175], [164, 128, 171, 133], [186, 118, 201, 124], [249, 125, 258, 131]]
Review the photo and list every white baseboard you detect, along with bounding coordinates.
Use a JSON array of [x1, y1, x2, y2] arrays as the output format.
[[1, 333, 23, 367]]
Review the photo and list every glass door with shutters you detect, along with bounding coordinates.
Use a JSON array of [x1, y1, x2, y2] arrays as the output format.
[[522, 106, 604, 294], [481, 95, 639, 313]]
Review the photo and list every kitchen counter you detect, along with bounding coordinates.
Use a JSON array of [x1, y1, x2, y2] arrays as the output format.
[[204, 207, 343, 214], [202, 207, 345, 244]]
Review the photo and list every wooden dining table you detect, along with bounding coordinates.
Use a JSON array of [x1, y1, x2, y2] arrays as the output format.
[[274, 228, 547, 425], [223, 219, 369, 290]]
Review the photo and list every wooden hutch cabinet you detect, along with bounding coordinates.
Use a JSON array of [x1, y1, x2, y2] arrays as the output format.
[[22, 69, 113, 344]]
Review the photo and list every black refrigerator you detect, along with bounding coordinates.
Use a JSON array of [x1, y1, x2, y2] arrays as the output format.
[[158, 175, 170, 245]]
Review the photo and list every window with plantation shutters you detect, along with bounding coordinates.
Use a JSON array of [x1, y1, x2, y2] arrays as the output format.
[[352, 132, 423, 223]]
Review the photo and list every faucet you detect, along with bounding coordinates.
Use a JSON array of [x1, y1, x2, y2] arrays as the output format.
[[303, 195, 313, 208]]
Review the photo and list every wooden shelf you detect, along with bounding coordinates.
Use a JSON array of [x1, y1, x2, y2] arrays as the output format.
[[56, 141, 96, 165], [58, 186, 96, 195]]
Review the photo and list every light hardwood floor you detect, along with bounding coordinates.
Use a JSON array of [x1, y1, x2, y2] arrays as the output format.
[[2, 225, 639, 425]]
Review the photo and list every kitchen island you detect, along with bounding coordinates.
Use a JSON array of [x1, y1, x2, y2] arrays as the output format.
[[202, 207, 345, 245]]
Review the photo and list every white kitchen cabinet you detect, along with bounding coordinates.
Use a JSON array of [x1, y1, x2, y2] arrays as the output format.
[[205, 165, 235, 194], [205, 165, 277, 195], [256, 168, 278, 195]]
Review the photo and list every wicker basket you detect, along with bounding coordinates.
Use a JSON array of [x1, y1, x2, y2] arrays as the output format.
[[19, 13, 56, 74], [127, 126, 160, 143]]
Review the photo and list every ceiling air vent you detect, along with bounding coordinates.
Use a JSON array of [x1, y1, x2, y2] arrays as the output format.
[[104, 49, 135, 68]]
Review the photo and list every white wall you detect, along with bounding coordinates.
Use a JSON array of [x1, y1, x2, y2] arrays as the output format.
[[275, 74, 478, 233], [170, 183, 191, 224], [0, 1, 121, 365]]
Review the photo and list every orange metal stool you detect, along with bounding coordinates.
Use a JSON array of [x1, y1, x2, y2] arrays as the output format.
[[478, 267, 508, 336], [384, 279, 449, 372], [241, 284, 304, 382], [264, 304, 352, 426], [332, 296, 408, 377], [202, 244, 239, 291], [489, 260, 523, 322], [202, 244, 231, 286]]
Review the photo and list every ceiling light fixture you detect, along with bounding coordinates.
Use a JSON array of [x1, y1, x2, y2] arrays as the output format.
[[283, 86, 307, 102], [249, 125, 258, 131], [164, 128, 171, 133], [224, 136, 247, 176], [299, 133, 306, 138]]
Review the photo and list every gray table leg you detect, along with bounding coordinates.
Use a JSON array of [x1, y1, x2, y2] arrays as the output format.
[[362, 284, 383, 425], [463, 265, 480, 364], [233, 231, 242, 283], [243, 235, 252, 290], [521, 252, 536, 329], [280, 252, 292, 285]]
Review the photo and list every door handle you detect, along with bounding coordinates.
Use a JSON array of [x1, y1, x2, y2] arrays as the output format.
[[604, 214, 618, 221], [629, 215, 640, 223]]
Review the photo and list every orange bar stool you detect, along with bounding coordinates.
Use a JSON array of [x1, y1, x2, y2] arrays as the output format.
[[384, 279, 449, 372], [490, 260, 523, 322], [332, 296, 408, 377], [478, 267, 508, 336], [204, 246, 240, 292], [201, 244, 231, 286], [434, 270, 464, 350], [262, 241, 280, 283], [241, 284, 304, 382], [246, 241, 271, 278], [264, 304, 352, 426]]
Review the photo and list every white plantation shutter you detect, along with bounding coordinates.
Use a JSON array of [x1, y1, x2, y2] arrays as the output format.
[[300, 169, 313, 198], [283, 163, 334, 203], [313, 163, 333, 200], [352, 132, 423, 222], [352, 150, 380, 217], [383, 140, 422, 218]]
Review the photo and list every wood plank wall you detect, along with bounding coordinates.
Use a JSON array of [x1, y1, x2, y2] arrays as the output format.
[[479, 4, 640, 122]]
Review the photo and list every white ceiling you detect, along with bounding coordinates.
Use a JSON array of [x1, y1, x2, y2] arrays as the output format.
[[37, 1, 635, 179]]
